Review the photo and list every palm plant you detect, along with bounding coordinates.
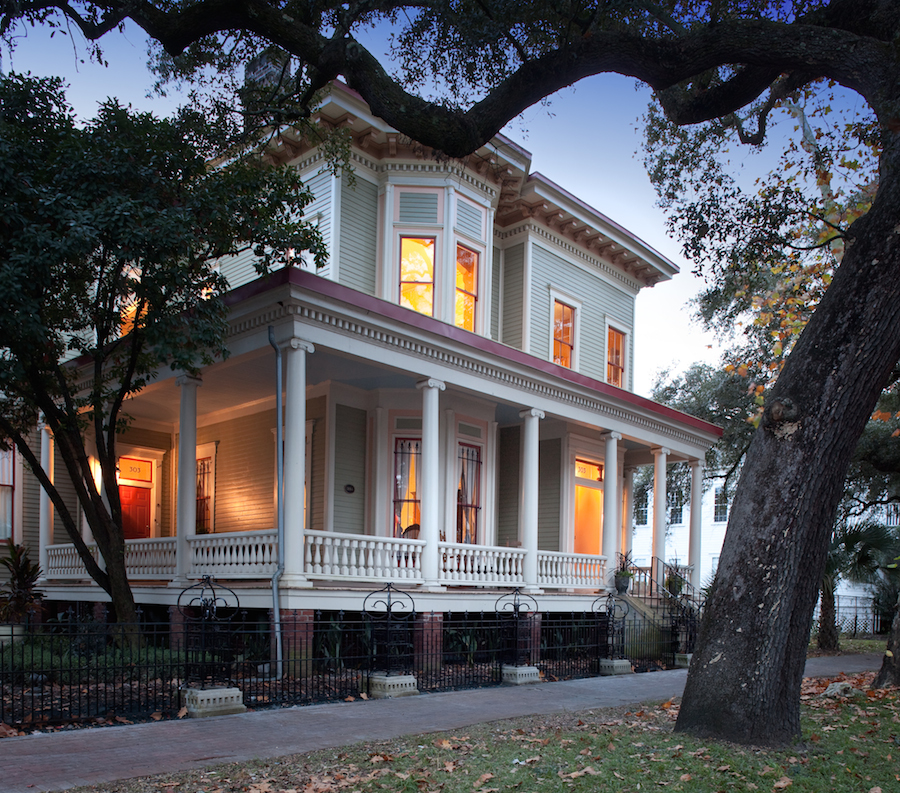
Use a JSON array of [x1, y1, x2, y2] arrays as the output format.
[[818, 520, 897, 652]]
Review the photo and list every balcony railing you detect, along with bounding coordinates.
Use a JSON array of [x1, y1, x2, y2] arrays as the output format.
[[45, 531, 608, 589]]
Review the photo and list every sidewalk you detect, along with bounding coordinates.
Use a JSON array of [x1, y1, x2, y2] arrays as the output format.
[[0, 654, 882, 793]]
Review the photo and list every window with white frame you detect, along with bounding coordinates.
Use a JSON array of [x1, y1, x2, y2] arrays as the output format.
[[669, 492, 684, 524], [393, 438, 421, 538], [714, 485, 729, 523], [607, 326, 626, 387], [455, 244, 478, 331], [0, 448, 13, 540], [553, 299, 576, 368], [456, 443, 482, 544], [399, 237, 436, 317], [195, 442, 217, 534], [634, 491, 648, 525]]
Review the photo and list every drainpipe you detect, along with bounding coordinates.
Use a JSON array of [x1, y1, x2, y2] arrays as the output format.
[[269, 327, 284, 679]]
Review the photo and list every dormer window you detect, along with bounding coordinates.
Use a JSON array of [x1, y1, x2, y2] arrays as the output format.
[[399, 237, 435, 316]]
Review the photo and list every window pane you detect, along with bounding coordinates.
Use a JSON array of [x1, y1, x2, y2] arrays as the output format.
[[553, 300, 574, 368], [196, 457, 212, 534], [607, 328, 625, 387], [394, 439, 421, 537], [400, 238, 435, 316], [455, 245, 478, 331], [457, 444, 481, 544], [714, 486, 729, 523]]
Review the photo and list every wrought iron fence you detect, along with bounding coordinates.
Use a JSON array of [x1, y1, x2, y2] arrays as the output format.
[[1, 598, 696, 728]]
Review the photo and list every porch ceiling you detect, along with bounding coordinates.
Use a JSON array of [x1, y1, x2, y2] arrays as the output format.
[[124, 347, 421, 426]]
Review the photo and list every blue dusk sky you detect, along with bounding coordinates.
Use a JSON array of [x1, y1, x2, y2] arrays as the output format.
[[2, 23, 727, 396]]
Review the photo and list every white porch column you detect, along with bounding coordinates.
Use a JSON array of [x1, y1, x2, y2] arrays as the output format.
[[519, 408, 544, 590], [38, 422, 53, 580], [173, 375, 201, 584], [417, 378, 446, 587], [622, 466, 636, 559], [689, 459, 704, 591], [652, 447, 670, 565], [282, 338, 314, 587], [601, 432, 621, 578]]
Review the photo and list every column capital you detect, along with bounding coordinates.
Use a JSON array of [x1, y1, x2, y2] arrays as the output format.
[[651, 446, 671, 457], [519, 407, 545, 420], [175, 374, 202, 388], [287, 337, 315, 354], [416, 378, 446, 392], [690, 458, 705, 471], [602, 431, 623, 442]]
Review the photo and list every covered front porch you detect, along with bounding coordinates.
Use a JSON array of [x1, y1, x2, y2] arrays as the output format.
[[37, 269, 719, 606]]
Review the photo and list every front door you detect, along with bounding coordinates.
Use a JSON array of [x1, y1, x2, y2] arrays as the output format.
[[120, 485, 151, 539]]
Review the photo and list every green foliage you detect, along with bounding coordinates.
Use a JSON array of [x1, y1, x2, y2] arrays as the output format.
[[0, 73, 326, 617], [0, 539, 42, 623]]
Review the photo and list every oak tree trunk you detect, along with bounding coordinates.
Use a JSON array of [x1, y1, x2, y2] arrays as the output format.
[[675, 135, 900, 745]]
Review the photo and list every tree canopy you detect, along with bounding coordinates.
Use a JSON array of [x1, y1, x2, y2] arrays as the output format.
[[0, 73, 325, 626], [4, 0, 900, 744]]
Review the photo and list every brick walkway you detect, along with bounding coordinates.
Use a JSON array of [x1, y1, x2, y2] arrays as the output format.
[[0, 654, 882, 793]]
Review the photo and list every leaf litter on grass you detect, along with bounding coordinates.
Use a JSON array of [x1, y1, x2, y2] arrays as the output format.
[[62, 672, 900, 793]]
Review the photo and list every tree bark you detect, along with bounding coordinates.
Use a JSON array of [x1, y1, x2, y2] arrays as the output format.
[[675, 133, 900, 744], [874, 593, 900, 688]]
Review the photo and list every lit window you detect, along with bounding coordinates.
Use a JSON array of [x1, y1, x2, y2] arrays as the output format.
[[399, 237, 435, 316], [196, 457, 213, 534], [456, 444, 482, 544], [0, 448, 13, 540], [455, 245, 478, 331], [607, 327, 625, 387], [553, 300, 575, 368], [393, 438, 421, 538], [714, 486, 729, 523]]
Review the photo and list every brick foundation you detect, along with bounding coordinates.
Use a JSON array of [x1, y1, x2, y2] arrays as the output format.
[[414, 611, 443, 672]]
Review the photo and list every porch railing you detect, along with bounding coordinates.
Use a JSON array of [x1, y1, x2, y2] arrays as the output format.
[[46, 531, 612, 590], [537, 550, 607, 588], [438, 542, 526, 585], [305, 530, 424, 581]]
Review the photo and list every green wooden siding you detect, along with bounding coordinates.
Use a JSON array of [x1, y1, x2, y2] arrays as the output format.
[[457, 201, 483, 240], [501, 243, 525, 349], [530, 243, 635, 386], [338, 172, 378, 295], [332, 404, 367, 535], [497, 426, 520, 547], [491, 247, 501, 340], [538, 438, 561, 551], [398, 192, 439, 224]]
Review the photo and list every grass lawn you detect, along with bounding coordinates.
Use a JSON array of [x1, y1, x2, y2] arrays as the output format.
[[70, 670, 899, 793]]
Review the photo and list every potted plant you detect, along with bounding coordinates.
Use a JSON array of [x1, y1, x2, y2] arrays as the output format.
[[665, 571, 685, 597], [613, 552, 634, 595], [0, 539, 42, 644]]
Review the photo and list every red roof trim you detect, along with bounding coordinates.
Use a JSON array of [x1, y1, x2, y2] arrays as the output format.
[[226, 269, 722, 438]]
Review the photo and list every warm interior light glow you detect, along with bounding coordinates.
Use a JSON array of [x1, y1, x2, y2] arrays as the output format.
[[553, 300, 574, 368], [607, 327, 625, 387], [574, 485, 602, 556], [454, 245, 478, 331], [399, 238, 435, 316]]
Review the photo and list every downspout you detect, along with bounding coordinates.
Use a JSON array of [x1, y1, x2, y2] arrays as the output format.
[[268, 326, 284, 679]]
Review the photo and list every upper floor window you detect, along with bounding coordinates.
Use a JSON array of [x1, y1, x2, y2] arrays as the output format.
[[607, 327, 626, 387], [399, 237, 435, 316], [553, 300, 576, 368], [455, 244, 478, 331], [714, 485, 729, 523]]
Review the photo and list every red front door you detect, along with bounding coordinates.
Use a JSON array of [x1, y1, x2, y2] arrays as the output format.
[[120, 485, 151, 539]]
